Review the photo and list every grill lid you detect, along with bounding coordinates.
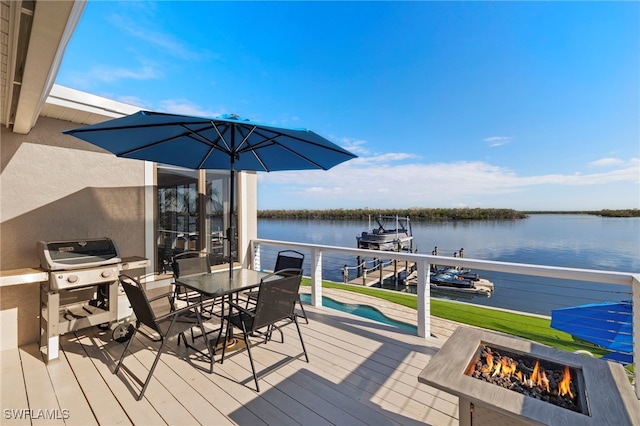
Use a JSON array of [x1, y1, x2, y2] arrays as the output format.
[[37, 238, 121, 271]]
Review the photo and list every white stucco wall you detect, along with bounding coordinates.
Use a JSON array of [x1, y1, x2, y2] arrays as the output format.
[[0, 114, 258, 349], [0, 116, 147, 347]]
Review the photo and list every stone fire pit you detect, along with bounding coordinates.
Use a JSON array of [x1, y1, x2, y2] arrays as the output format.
[[419, 327, 639, 425]]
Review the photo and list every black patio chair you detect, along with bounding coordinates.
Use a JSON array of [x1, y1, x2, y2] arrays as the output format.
[[246, 250, 308, 323], [172, 251, 220, 311], [115, 275, 210, 401], [222, 270, 309, 392], [172, 251, 224, 340]]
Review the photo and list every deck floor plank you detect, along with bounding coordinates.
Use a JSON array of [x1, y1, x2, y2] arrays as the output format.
[[18, 344, 66, 425], [102, 333, 200, 425], [259, 356, 409, 426], [0, 348, 31, 425], [257, 317, 444, 425], [6, 302, 459, 426], [75, 328, 170, 426], [58, 335, 132, 425], [278, 309, 459, 424], [223, 334, 361, 426], [124, 335, 230, 425], [156, 342, 262, 426], [47, 346, 99, 425], [207, 349, 305, 426]]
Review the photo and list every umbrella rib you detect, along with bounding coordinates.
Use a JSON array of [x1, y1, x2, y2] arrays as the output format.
[[239, 137, 328, 170], [257, 127, 355, 156], [235, 125, 258, 154], [210, 121, 233, 153], [112, 122, 230, 158]]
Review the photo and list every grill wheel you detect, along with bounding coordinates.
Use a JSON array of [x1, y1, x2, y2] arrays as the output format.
[[112, 322, 134, 343]]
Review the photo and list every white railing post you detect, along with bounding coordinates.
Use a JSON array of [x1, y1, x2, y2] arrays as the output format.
[[417, 259, 431, 338], [633, 274, 640, 399], [252, 241, 261, 271], [311, 247, 322, 307]]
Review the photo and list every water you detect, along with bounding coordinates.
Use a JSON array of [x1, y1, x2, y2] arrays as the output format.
[[258, 214, 640, 315], [299, 293, 417, 333]]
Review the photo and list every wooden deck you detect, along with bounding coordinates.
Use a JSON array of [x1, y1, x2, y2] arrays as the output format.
[[1, 300, 459, 425]]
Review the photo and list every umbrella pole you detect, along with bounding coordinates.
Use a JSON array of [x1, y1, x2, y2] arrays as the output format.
[[228, 164, 235, 278]]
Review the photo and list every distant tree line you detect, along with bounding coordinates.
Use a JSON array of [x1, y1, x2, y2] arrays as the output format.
[[257, 208, 528, 221], [523, 209, 639, 218]]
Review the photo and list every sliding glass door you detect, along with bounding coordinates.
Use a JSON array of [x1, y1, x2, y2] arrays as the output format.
[[156, 166, 233, 273]]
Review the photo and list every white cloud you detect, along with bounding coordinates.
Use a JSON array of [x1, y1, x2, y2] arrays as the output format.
[[107, 13, 213, 61], [258, 155, 640, 208], [114, 95, 147, 108], [484, 136, 512, 147], [334, 137, 370, 156], [351, 152, 416, 166], [588, 157, 625, 168], [157, 99, 222, 118], [88, 65, 162, 83]]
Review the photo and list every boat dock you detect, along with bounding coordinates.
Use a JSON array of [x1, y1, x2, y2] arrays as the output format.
[[346, 259, 416, 286]]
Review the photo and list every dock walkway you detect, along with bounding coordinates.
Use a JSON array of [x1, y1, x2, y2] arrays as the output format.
[[347, 260, 415, 286]]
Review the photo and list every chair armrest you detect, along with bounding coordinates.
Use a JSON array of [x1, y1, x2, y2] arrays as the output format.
[[155, 300, 203, 321], [148, 291, 175, 302], [227, 301, 256, 318]]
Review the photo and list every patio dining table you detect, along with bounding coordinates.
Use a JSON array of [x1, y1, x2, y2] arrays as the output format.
[[175, 268, 276, 360], [176, 268, 272, 298]]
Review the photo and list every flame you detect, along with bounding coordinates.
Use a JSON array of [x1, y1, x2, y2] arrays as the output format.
[[558, 365, 574, 398], [540, 370, 550, 393], [530, 360, 540, 383], [501, 358, 517, 375], [478, 347, 573, 399], [492, 362, 502, 377]]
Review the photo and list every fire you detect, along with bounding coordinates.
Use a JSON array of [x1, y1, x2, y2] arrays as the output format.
[[485, 352, 493, 371], [531, 360, 540, 383], [528, 360, 550, 392], [479, 349, 572, 399], [558, 365, 574, 398], [540, 370, 550, 393], [501, 358, 517, 375]]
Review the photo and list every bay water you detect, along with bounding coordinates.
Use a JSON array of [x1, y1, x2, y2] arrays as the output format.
[[258, 214, 639, 315]]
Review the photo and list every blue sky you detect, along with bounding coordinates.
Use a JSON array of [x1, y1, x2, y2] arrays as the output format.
[[56, 1, 639, 211]]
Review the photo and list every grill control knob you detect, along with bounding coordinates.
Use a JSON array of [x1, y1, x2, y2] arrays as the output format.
[[101, 270, 112, 278], [67, 275, 79, 284]]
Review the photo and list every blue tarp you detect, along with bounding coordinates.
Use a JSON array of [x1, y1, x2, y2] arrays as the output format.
[[551, 300, 633, 364]]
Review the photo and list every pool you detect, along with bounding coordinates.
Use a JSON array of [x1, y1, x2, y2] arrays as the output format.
[[299, 293, 417, 333]]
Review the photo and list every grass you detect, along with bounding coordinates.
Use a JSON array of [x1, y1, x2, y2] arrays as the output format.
[[302, 279, 609, 357], [301, 279, 634, 377]]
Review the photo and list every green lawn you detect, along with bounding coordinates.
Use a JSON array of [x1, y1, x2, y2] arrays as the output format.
[[303, 279, 610, 357]]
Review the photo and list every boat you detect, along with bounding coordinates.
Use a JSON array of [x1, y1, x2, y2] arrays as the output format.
[[433, 267, 480, 282], [433, 270, 494, 297], [356, 215, 413, 252], [405, 268, 494, 297], [430, 271, 475, 289]]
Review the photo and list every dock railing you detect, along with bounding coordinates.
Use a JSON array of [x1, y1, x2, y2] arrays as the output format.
[[251, 238, 640, 398]]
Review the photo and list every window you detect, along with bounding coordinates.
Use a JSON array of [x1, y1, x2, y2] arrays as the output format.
[[156, 166, 234, 273]]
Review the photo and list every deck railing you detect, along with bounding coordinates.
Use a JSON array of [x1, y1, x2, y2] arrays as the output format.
[[251, 238, 640, 398]]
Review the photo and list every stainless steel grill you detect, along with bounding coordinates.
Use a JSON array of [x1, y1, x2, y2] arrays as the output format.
[[38, 238, 121, 290], [37, 238, 145, 362]]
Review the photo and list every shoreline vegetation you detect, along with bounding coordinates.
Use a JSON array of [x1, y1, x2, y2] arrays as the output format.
[[258, 208, 639, 220]]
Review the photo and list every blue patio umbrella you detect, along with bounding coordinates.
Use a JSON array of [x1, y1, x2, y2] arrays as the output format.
[[63, 111, 357, 275], [551, 300, 633, 364]]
